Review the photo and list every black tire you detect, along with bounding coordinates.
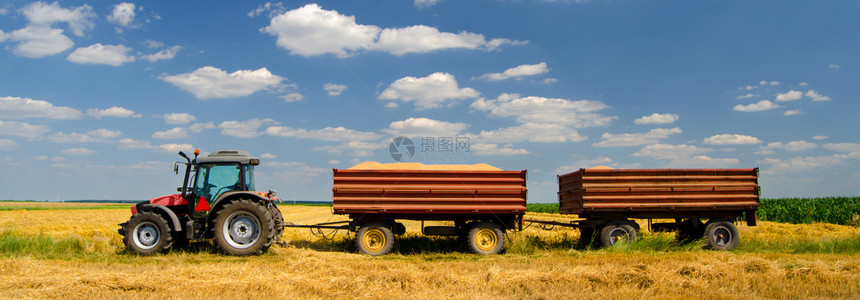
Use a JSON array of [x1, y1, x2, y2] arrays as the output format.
[[268, 204, 284, 241], [677, 219, 706, 243], [123, 212, 173, 255], [704, 220, 739, 250], [467, 222, 505, 255], [213, 199, 275, 256], [356, 223, 394, 256], [598, 222, 637, 247], [576, 228, 596, 249]]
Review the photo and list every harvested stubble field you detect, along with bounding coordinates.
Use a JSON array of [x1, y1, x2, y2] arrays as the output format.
[[1, 202, 859, 299]]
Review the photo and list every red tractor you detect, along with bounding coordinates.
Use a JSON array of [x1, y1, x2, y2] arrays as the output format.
[[118, 149, 283, 255]]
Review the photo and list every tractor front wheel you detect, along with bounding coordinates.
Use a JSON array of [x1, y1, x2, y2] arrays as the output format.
[[123, 212, 173, 255], [213, 199, 275, 256]]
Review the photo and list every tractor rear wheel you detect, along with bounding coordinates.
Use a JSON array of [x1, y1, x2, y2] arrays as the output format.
[[213, 199, 275, 256], [123, 212, 173, 255], [268, 204, 284, 241]]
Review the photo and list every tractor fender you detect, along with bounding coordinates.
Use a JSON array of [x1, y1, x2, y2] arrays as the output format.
[[207, 191, 272, 222], [138, 203, 183, 232]]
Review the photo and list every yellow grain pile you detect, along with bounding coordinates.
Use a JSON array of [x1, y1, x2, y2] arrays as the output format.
[[348, 161, 502, 171]]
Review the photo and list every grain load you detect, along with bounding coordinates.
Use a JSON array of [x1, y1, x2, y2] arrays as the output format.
[[348, 161, 502, 171]]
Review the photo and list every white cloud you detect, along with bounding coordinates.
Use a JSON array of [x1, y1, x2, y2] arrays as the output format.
[[280, 93, 304, 102], [379, 72, 479, 109], [313, 141, 385, 157], [260, 153, 277, 159], [219, 118, 276, 138], [20, 1, 95, 37], [152, 127, 188, 139], [117, 138, 194, 154], [756, 140, 818, 154], [828, 64, 842, 69], [736, 93, 757, 99], [633, 144, 738, 167], [143, 39, 164, 49], [775, 90, 803, 102], [327, 160, 341, 165], [543, 78, 558, 85], [61, 147, 94, 155], [471, 93, 614, 127], [471, 143, 529, 156], [823, 143, 860, 153], [265, 125, 381, 141], [0, 96, 82, 119], [703, 134, 762, 145], [799, 82, 808, 86], [163, 113, 196, 125], [262, 4, 380, 58], [593, 127, 681, 147], [262, 4, 524, 57], [161, 66, 287, 100], [812, 135, 828, 140], [477, 123, 587, 143], [5, 26, 74, 58], [555, 156, 617, 174], [805, 90, 831, 101], [86, 107, 141, 119], [67, 43, 136, 66], [733, 100, 779, 112], [188, 122, 215, 133], [477, 62, 549, 81], [759, 155, 849, 174], [248, 2, 287, 18], [0, 120, 50, 138], [634, 113, 678, 125], [415, 0, 443, 8], [87, 128, 121, 138], [107, 3, 135, 27], [383, 118, 468, 137], [633, 143, 710, 160], [324, 83, 347, 96], [759, 80, 779, 86], [141, 45, 182, 62], [0, 139, 17, 151], [784, 109, 801, 116], [3, 2, 95, 58]]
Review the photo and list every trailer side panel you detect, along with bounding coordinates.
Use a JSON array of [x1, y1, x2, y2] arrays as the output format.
[[332, 169, 527, 215], [558, 168, 759, 215]]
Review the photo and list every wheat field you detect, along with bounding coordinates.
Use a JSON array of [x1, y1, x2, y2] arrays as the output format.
[[1, 202, 859, 299]]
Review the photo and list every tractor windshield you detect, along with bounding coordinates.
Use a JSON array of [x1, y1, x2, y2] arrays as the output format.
[[194, 163, 241, 202], [245, 165, 255, 191]]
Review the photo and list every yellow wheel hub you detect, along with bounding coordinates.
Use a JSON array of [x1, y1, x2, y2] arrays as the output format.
[[362, 228, 386, 252], [474, 228, 498, 251]]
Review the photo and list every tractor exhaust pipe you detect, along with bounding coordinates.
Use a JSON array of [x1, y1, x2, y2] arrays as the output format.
[[178, 151, 192, 198]]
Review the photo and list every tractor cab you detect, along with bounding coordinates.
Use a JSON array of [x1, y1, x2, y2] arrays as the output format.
[[180, 150, 260, 217]]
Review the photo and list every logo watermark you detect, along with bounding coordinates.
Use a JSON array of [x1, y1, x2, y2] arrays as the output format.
[[389, 136, 470, 162]]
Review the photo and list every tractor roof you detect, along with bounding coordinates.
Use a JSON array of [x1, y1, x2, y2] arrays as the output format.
[[195, 150, 259, 165]]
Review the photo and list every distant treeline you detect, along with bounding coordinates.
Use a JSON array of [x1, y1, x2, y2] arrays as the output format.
[[526, 197, 860, 226]]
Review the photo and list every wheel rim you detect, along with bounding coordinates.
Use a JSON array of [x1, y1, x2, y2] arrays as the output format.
[[711, 226, 732, 246], [222, 211, 261, 249], [362, 228, 386, 253], [607, 228, 629, 246], [132, 221, 160, 250], [474, 228, 498, 252]]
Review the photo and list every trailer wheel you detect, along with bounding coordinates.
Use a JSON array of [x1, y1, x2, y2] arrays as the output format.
[[123, 212, 173, 255], [213, 199, 275, 256], [598, 222, 637, 247], [356, 223, 394, 256], [704, 220, 739, 250], [468, 222, 505, 255]]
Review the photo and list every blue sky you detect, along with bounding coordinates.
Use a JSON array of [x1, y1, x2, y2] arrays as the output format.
[[0, 0, 857, 202]]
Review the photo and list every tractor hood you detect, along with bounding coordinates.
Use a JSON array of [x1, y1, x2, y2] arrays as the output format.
[[131, 194, 187, 215]]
